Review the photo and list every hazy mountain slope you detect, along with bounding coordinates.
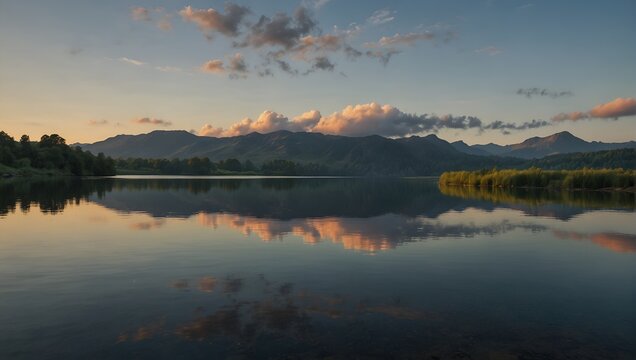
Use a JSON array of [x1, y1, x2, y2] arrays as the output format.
[[78, 130, 201, 158], [525, 148, 636, 170], [451, 141, 491, 156], [462, 131, 636, 159]]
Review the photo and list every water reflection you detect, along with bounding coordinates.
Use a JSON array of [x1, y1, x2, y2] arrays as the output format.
[[439, 184, 635, 216], [553, 230, 636, 253], [2, 177, 634, 254], [1, 177, 635, 359], [119, 274, 434, 349], [196, 212, 547, 252]]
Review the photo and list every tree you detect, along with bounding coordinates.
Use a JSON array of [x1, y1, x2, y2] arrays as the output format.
[[39, 134, 66, 148], [219, 158, 242, 172]]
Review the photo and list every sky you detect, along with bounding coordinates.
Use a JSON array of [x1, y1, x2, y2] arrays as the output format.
[[0, 0, 635, 145]]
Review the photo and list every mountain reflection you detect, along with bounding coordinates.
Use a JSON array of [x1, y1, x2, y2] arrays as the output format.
[[2, 177, 634, 254]]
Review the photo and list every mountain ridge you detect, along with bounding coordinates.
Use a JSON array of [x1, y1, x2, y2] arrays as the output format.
[[77, 130, 635, 175], [78, 130, 515, 175], [461, 131, 635, 159]]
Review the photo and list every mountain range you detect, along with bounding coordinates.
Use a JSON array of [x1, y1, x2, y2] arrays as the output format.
[[78, 130, 635, 175], [452, 131, 636, 159]]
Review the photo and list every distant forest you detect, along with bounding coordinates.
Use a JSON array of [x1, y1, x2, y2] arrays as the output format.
[[115, 157, 330, 176]]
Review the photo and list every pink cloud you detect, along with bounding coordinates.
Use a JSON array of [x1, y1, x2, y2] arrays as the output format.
[[197, 102, 531, 138], [200, 59, 225, 73], [589, 97, 636, 119], [551, 97, 636, 121], [131, 7, 150, 21], [179, 4, 249, 37]]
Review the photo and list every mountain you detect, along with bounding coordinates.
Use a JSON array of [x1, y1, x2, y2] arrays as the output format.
[[77, 130, 635, 175], [462, 131, 636, 159], [79, 130, 515, 175], [451, 141, 491, 156]]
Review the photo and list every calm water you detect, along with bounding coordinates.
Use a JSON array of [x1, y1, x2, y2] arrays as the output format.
[[1, 177, 635, 359]]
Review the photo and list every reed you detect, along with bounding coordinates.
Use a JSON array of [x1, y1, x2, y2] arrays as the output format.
[[439, 168, 635, 190]]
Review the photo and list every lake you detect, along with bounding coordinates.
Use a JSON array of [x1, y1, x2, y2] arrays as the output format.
[[1, 177, 635, 359]]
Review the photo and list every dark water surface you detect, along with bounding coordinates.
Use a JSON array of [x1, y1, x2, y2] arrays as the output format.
[[1, 177, 635, 359]]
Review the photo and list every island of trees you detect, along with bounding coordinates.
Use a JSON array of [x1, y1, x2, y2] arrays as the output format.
[[439, 168, 635, 191]]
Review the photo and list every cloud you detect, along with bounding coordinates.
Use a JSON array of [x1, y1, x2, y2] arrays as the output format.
[[309, 56, 335, 72], [200, 53, 248, 78], [198, 102, 549, 138], [365, 49, 401, 66], [312, 103, 484, 137], [88, 119, 109, 126], [516, 88, 573, 99], [201, 59, 225, 73], [292, 34, 345, 60], [475, 46, 502, 56], [367, 9, 396, 25], [131, 117, 172, 127], [550, 111, 589, 122], [162, 4, 454, 76], [119, 57, 145, 66], [367, 32, 435, 48], [243, 7, 316, 49], [131, 7, 173, 31], [116, 57, 183, 73], [483, 119, 551, 132], [589, 97, 636, 118], [361, 29, 452, 65], [131, 7, 151, 21], [551, 97, 636, 121], [179, 4, 250, 37], [293, 110, 322, 128], [227, 53, 248, 76]]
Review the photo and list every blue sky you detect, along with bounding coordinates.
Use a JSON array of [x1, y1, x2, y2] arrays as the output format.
[[0, 0, 634, 144]]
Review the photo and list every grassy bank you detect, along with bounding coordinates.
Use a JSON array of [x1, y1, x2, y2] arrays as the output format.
[[439, 168, 635, 191]]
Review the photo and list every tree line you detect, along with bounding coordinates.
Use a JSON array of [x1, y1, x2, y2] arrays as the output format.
[[0, 131, 115, 176], [115, 157, 331, 176]]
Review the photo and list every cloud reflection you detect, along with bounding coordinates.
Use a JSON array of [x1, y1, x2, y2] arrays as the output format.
[[553, 230, 636, 253], [129, 219, 166, 230], [196, 212, 546, 252]]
